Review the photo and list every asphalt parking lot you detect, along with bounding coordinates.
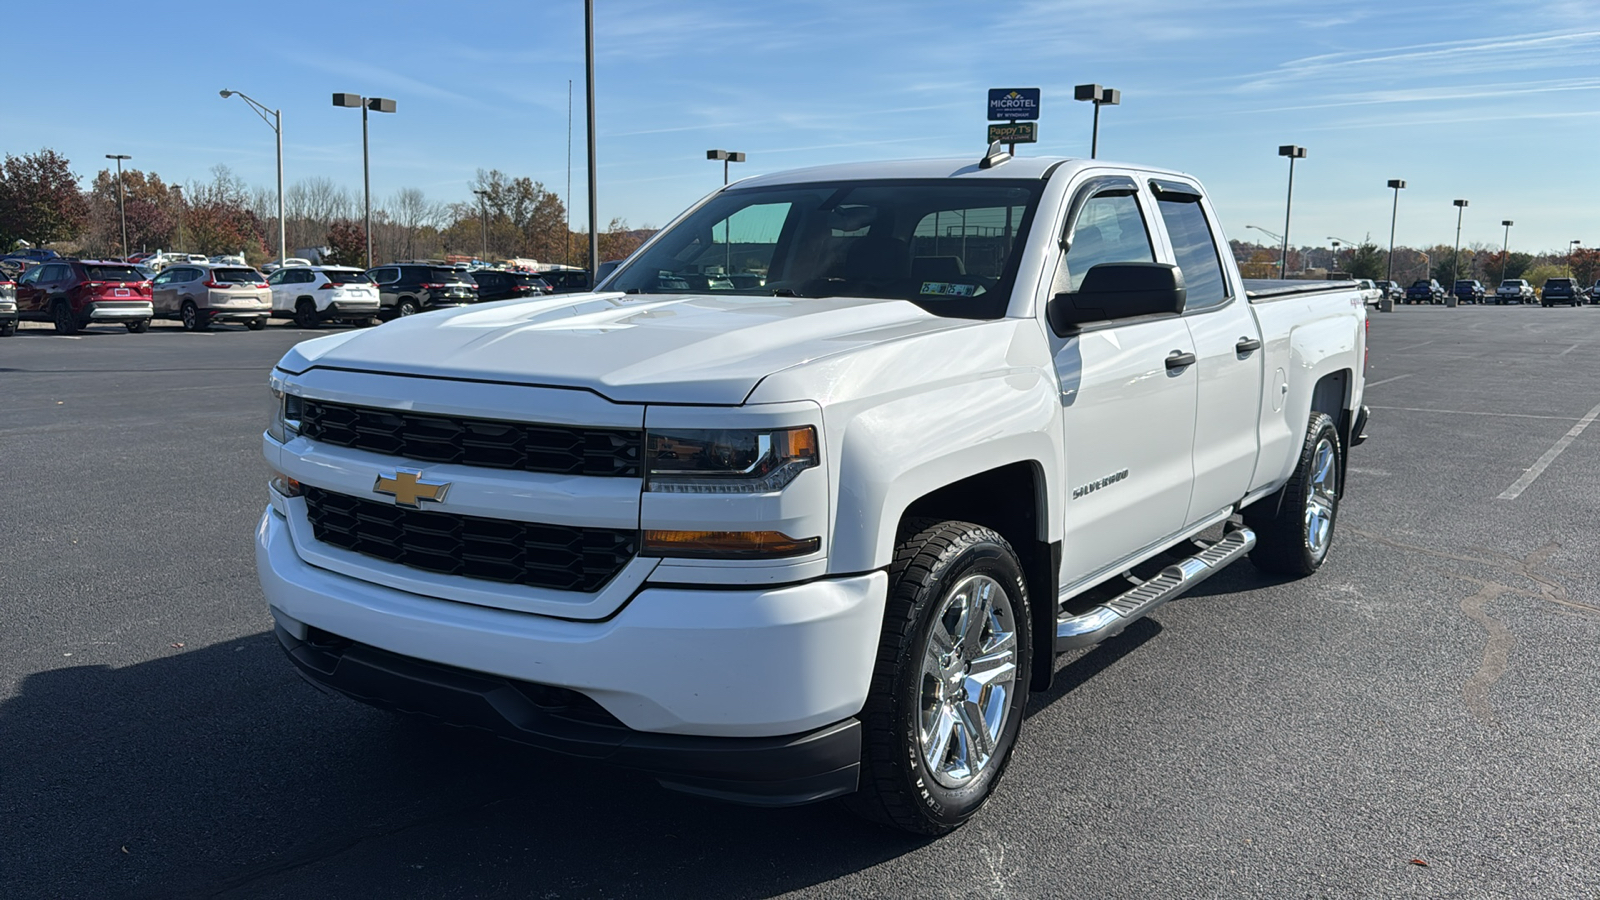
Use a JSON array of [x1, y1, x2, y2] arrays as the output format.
[[3, 306, 1598, 899]]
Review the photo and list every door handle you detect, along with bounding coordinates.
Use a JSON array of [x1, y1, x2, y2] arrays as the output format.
[[1165, 351, 1197, 370], [1235, 336, 1262, 354]]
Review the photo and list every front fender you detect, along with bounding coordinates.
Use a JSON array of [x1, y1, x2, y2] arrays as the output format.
[[826, 372, 1060, 573]]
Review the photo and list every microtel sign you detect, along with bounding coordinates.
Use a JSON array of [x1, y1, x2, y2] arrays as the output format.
[[988, 88, 1041, 121]]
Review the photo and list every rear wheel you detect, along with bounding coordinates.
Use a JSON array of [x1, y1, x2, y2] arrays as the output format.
[[294, 299, 320, 329], [395, 297, 420, 317], [52, 302, 78, 335], [843, 521, 1031, 835], [1244, 412, 1341, 576], [180, 301, 201, 331]]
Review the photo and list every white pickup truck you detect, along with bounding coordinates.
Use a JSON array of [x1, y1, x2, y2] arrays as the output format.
[[257, 146, 1369, 835]]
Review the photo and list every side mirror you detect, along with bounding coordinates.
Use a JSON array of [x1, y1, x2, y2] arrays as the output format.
[[1049, 262, 1186, 332]]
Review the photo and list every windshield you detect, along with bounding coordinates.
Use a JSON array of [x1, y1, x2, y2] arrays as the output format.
[[83, 265, 145, 282], [605, 178, 1046, 318]]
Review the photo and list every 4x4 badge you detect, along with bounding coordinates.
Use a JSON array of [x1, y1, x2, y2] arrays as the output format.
[[374, 469, 450, 508]]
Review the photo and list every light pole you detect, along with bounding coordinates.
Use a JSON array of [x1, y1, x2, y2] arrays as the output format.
[[1074, 84, 1120, 159], [1278, 145, 1307, 278], [1500, 220, 1513, 285], [1328, 234, 1357, 274], [473, 189, 490, 263], [220, 89, 285, 269], [1385, 179, 1406, 286], [1450, 199, 1468, 289], [1570, 239, 1581, 273], [706, 150, 745, 275], [105, 154, 131, 259], [584, 0, 599, 288], [332, 93, 397, 268], [1246, 224, 1284, 244]]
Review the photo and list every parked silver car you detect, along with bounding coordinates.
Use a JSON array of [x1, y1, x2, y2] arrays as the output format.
[[150, 264, 271, 330]]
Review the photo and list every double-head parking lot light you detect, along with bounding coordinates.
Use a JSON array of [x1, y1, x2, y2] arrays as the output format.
[[105, 154, 132, 259], [333, 93, 397, 268], [1386, 179, 1405, 285], [1500, 220, 1514, 284], [1451, 199, 1468, 289], [1278, 145, 1307, 278], [1074, 84, 1120, 159]]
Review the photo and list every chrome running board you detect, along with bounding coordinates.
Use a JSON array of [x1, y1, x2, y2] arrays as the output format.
[[1055, 527, 1256, 652]]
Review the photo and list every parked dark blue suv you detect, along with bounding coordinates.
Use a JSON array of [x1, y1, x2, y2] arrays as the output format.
[[1406, 279, 1444, 304]]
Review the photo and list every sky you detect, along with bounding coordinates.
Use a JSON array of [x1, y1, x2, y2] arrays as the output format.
[[7, 0, 1598, 256]]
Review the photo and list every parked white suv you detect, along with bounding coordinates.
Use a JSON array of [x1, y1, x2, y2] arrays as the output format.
[[267, 266, 380, 328]]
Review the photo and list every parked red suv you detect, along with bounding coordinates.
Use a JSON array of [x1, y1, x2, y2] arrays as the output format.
[[14, 259, 154, 333]]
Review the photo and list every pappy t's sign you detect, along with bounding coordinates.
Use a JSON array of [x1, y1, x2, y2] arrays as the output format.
[[987, 88, 1040, 121]]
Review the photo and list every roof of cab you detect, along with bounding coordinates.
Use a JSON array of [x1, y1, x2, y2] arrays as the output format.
[[730, 154, 1197, 191]]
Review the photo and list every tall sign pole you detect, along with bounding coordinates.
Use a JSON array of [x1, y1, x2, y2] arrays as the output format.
[[585, 0, 599, 287]]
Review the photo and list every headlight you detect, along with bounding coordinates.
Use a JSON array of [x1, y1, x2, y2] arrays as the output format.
[[266, 385, 303, 443], [645, 426, 818, 493]]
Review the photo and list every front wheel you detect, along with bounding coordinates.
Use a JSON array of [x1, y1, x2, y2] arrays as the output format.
[[1244, 412, 1341, 576], [843, 521, 1031, 835], [125, 319, 150, 333], [246, 317, 266, 331], [0, 319, 15, 336]]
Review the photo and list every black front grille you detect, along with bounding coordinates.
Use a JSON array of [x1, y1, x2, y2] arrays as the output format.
[[298, 400, 640, 478], [303, 486, 636, 592]]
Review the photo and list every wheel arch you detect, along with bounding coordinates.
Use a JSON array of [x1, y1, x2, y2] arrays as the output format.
[[895, 460, 1061, 693]]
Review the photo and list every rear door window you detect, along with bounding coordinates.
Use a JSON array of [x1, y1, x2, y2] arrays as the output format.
[[1154, 190, 1228, 311]]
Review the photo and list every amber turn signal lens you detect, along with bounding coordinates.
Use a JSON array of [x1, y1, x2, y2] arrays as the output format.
[[269, 471, 303, 498], [642, 530, 820, 559]]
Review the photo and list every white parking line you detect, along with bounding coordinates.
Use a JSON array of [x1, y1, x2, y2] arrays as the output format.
[[1392, 340, 1434, 352], [1369, 405, 1583, 422], [1497, 401, 1600, 500], [1558, 342, 1584, 357], [1365, 374, 1413, 388]]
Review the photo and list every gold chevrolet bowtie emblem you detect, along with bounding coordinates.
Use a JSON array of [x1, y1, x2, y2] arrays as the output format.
[[373, 469, 450, 508]]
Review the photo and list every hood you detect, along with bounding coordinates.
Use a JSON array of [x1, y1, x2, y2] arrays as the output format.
[[278, 292, 970, 404]]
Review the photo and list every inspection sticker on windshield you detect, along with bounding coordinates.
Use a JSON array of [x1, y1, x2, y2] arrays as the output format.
[[920, 282, 976, 297]]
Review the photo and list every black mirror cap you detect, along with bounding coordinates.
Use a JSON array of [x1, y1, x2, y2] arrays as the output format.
[[1049, 263, 1186, 332]]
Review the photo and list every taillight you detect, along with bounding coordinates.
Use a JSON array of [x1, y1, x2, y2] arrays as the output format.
[[318, 282, 338, 290], [1363, 316, 1370, 376], [204, 280, 224, 289], [255, 283, 268, 289], [420, 282, 445, 290]]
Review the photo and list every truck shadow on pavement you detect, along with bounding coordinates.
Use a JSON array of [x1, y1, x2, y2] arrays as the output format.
[[1, 610, 1194, 898], [3, 632, 928, 899]]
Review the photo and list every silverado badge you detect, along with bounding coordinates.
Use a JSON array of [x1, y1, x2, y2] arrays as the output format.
[[374, 469, 451, 508]]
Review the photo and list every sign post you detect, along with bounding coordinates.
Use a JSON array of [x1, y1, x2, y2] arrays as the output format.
[[987, 88, 1040, 155]]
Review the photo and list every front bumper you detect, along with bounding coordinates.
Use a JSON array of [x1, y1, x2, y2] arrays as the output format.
[[274, 622, 862, 806], [256, 506, 885, 737]]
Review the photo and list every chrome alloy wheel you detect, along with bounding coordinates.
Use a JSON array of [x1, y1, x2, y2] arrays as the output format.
[[918, 573, 1019, 789], [1304, 436, 1338, 559]]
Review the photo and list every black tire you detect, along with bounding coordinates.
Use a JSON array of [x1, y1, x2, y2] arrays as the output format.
[[125, 319, 150, 333], [842, 520, 1032, 835], [1244, 412, 1341, 577], [294, 299, 320, 329], [0, 319, 15, 336], [246, 317, 266, 331], [180, 301, 201, 332], [395, 297, 420, 317], [52, 302, 78, 335]]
